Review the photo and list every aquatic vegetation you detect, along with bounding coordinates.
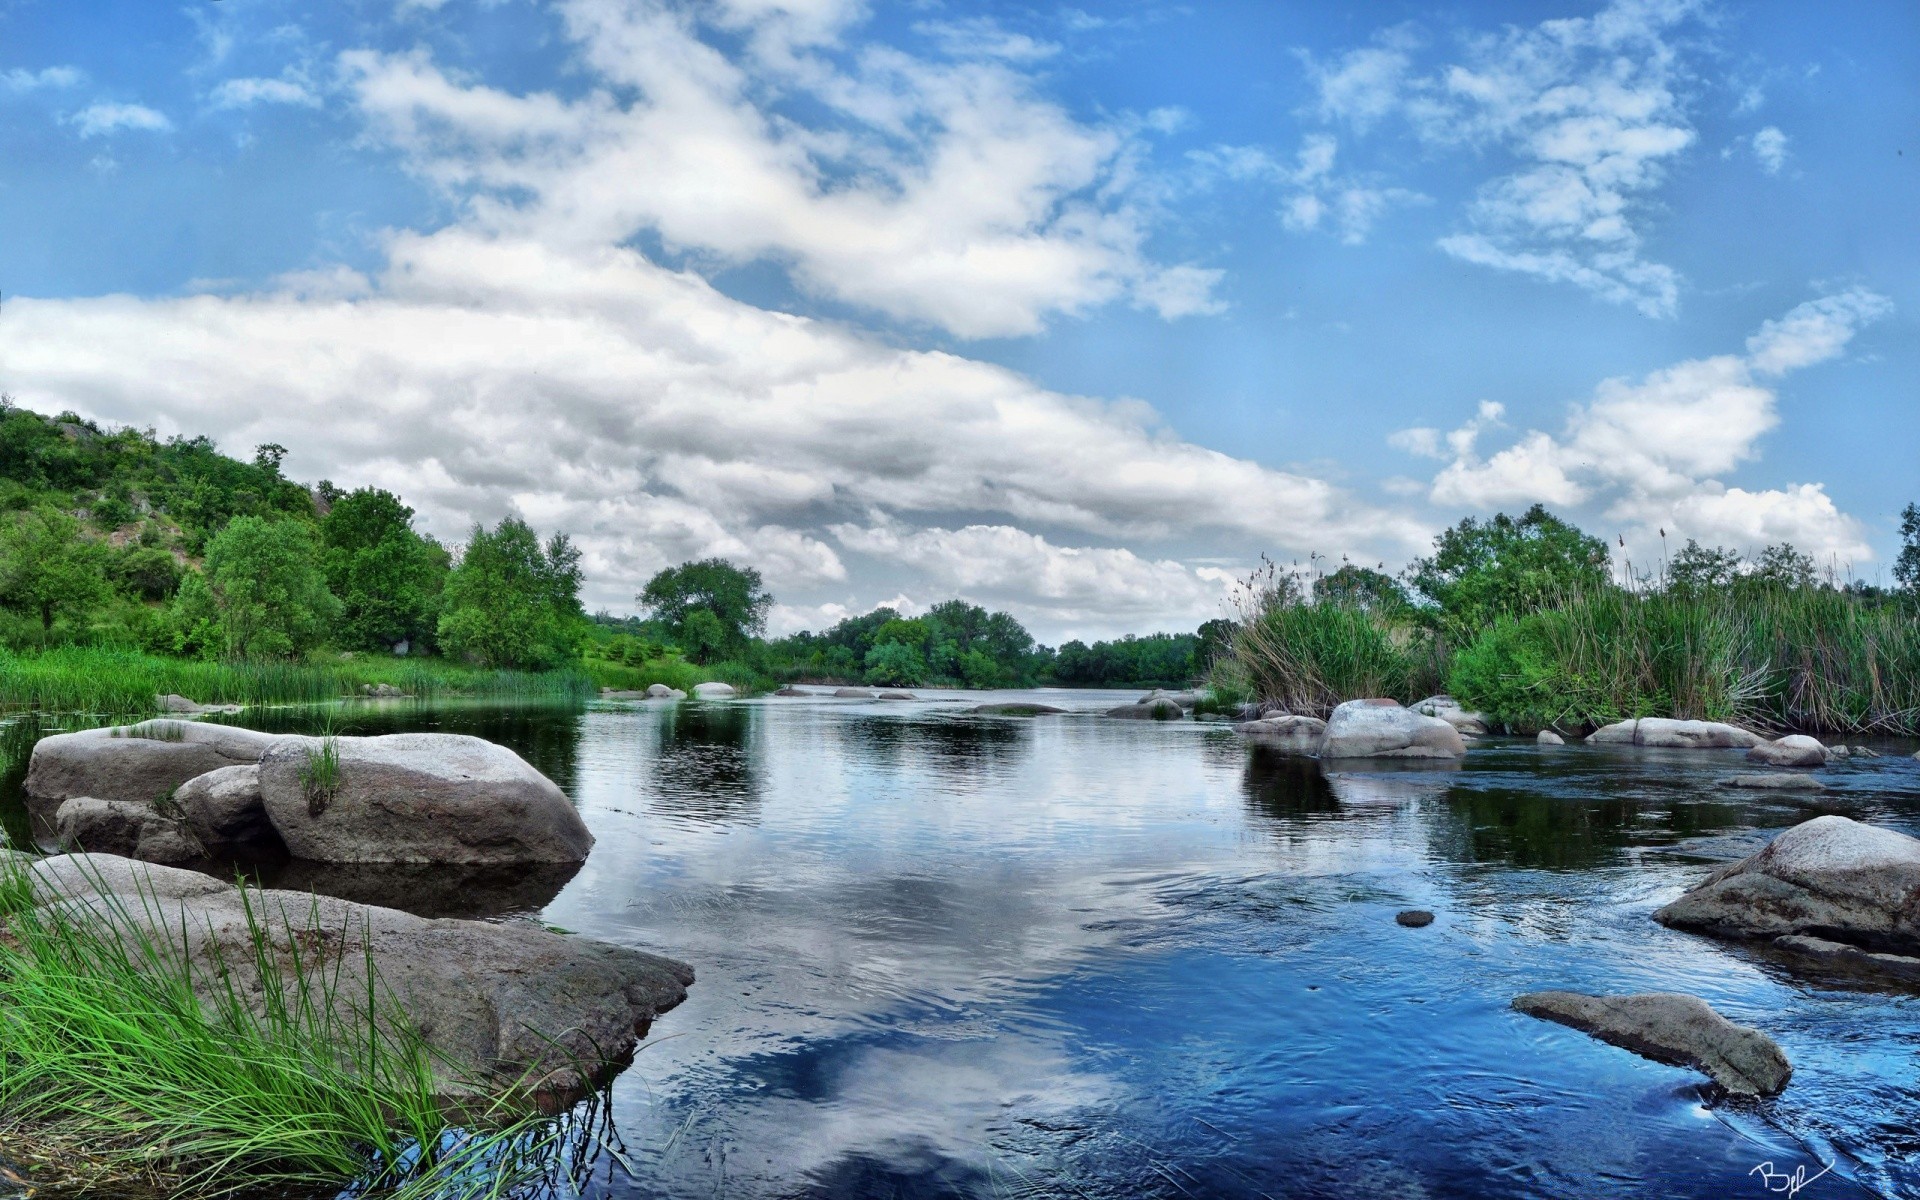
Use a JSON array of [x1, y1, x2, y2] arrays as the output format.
[[0, 855, 605, 1198], [1215, 592, 1443, 718]]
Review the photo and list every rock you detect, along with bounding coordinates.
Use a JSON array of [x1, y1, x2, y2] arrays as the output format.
[[173, 764, 282, 856], [1395, 910, 1435, 928], [53, 798, 206, 865], [1748, 735, 1828, 768], [1537, 730, 1565, 745], [1411, 695, 1491, 736], [1105, 698, 1185, 721], [1827, 744, 1851, 760], [1137, 689, 1204, 709], [1512, 991, 1790, 1097], [773, 687, 810, 697], [1654, 815, 1920, 951], [834, 688, 876, 699], [13, 853, 692, 1106], [1773, 934, 1920, 983], [266, 859, 582, 921], [600, 690, 649, 700], [1854, 746, 1880, 759], [259, 734, 594, 865], [1233, 714, 1327, 755], [27, 722, 288, 808], [691, 682, 736, 699], [358, 683, 407, 699], [156, 693, 240, 715], [1586, 718, 1764, 749], [1718, 773, 1828, 792], [971, 702, 1067, 716], [1319, 699, 1465, 759], [877, 691, 917, 701]]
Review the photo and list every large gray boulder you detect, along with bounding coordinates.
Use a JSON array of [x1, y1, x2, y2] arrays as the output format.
[[1233, 714, 1327, 755], [1320, 699, 1465, 759], [834, 687, 876, 699], [1654, 815, 1920, 950], [691, 682, 736, 699], [1137, 689, 1204, 709], [258, 734, 594, 865], [1513, 991, 1790, 1096], [173, 764, 282, 856], [1105, 698, 1185, 721], [26, 722, 287, 808], [1537, 730, 1565, 745], [12, 853, 691, 1106], [53, 798, 205, 865], [1586, 718, 1763, 749], [1411, 695, 1490, 736], [1748, 735, 1828, 768]]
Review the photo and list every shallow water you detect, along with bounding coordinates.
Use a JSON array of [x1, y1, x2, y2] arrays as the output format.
[[9, 693, 1920, 1198]]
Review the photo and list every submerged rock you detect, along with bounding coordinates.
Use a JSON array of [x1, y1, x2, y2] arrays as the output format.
[[1748, 735, 1828, 768], [972, 702, 1067, 716], [11, 853, 691, 1107], [834, 688, 876, 699], [877, 691, 917, 701], [259, 733, 594, 865], [1320, 699, 1465, 760], [1105, 698, 1184, 721], [1654, 815, 1920, 951], [691, 682, 736, 699], [1513, 990, 1790, 1096], [773, 687, 810, 697], [1395, 910, 1435, 928], [1233, 714, 1326, 755], [1586, 718, 1764, 749], [600, 690, 649, 700], [1718, 773, 1828, 792], [54, 798, 205, 865], [1537, 730, 1565, 745], [1773, 934, 1920, 984], [27, 722, 288, 808]]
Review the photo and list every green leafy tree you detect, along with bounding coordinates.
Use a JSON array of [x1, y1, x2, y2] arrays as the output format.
[[638, 559, 772, 664], [109, 544, 184, 600], [1897, 503, 1920, 595], [320, 488, 449, 652], [1314, 562, 1411, 611], [0, 507, 110, 631], [1665, 539, 1742, 592], [175, 516, 340, 658], [437, 516, 585, 669], [864, 640, 927, 686], [1748, 543, 1817, 590], [1408, 505, 1610, 637]]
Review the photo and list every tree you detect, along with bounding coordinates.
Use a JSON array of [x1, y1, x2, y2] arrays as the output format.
[[864, 640, 926, 686], [175, 516, 340, 658], [437, 516, 585, 669], [1665, 539, 1742, 592], [0, 507, 109, 631], [1748, 543, 1817, 590], [1895, 503, 1920, 595], [1314, 562, 1410, 611], [638, 558, 772, 664], [1408, 505, 1610, 637], [320, 487, 449, 652]]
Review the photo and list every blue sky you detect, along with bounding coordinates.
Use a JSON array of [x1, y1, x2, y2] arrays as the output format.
[[0, 0, 1914, 639]]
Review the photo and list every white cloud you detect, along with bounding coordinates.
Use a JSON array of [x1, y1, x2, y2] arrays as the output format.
[[2, 66, 83, 92], [70, 102, 173, 137], [1402, 290, 1888, 559], [1310, 0, 1703, 316], [338, 0, 1216, 339], [1751, 126, 1788, 174], [1195, 133, 1425, 245], [913, 17, 1059, 63], [210, 76, 320, 110]]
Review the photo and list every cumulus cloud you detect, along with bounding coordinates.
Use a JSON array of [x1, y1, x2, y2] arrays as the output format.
[[1399, 290, 1889, 560], [1308, 0, 1703, 316], [70, 102, 173, 137], [1750, 126, 1788, 174], [337, 0, 1217, 339]]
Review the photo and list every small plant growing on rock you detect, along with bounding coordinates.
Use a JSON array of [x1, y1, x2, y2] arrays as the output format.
[[302, 736, 340, 818]]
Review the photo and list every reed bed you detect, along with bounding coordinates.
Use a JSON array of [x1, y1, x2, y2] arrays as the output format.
[[0, 647, 595, 715], [1212, 594, 1443, 718], [0, 855, 602, 1198]]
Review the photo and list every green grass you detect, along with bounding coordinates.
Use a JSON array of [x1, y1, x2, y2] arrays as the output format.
[[0, 646, 596, 715], [581, 653, 765, 696], [1447, 585, 1920, 735], [1212, 596, 1443, 718], [0, 854, 600, 1198]]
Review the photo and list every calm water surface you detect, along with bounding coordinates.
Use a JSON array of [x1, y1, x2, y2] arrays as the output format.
[[11, 692, 1920, 1199]]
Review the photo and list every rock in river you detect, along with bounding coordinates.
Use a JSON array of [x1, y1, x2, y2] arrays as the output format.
[[27, 721, 287, 808], [972, 702, 1067, 716], [1537, 730, 1565, 745], [1513, 990, 1790, 1096], [1586, 718, 1763, 749], [172, 763, 281, 856], [1319, 699, 1465, 760], [691, 682, 736, 699], [1718, 773, 1827, 792], [1654, 815, 1920, 951], [834, 688, 876, 699], [1410, 695, 1491, 736], [7, 852, 691, 1106], [259, 733, 594, 865], [1748, 735, 1829, 768], [1105, 698, 1185, 721], [53, 798, 205, 865], [1233, 714, 1326, 755]]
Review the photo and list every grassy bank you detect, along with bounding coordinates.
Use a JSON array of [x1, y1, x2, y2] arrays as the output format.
[[0, 646, 596, 714], [0, 856, 596, 1198], [580, 653, 764, 696], [1449, 586, 1920, 735]]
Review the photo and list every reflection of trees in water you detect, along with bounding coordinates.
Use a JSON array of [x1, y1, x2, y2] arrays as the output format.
[[836, 715, 1030, 791], [1240, 749, 1340, 822], [649, 702, 762, 823], [0, 714, 48, 848], [1422, 785, 1756, 870]]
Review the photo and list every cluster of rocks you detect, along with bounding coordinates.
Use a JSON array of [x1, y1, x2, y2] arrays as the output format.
[[357, 683, 408, 699], [1233, 698, 1468, 760], [1103, 688, 1209, 721], [28, 721, 596, 868]]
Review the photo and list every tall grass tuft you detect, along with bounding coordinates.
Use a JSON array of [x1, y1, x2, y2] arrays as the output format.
[[1212, 580, 1443, 717], [0, 855, 604, 1198]]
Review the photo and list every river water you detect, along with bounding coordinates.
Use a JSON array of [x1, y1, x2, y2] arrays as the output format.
[[8, 692, 1920, 1199]]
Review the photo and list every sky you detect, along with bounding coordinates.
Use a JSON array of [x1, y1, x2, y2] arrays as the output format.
[[0, 0, 1914, 643]]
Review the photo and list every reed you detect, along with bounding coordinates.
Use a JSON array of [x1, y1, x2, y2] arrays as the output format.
[[1213, 592, 1443, 717]]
